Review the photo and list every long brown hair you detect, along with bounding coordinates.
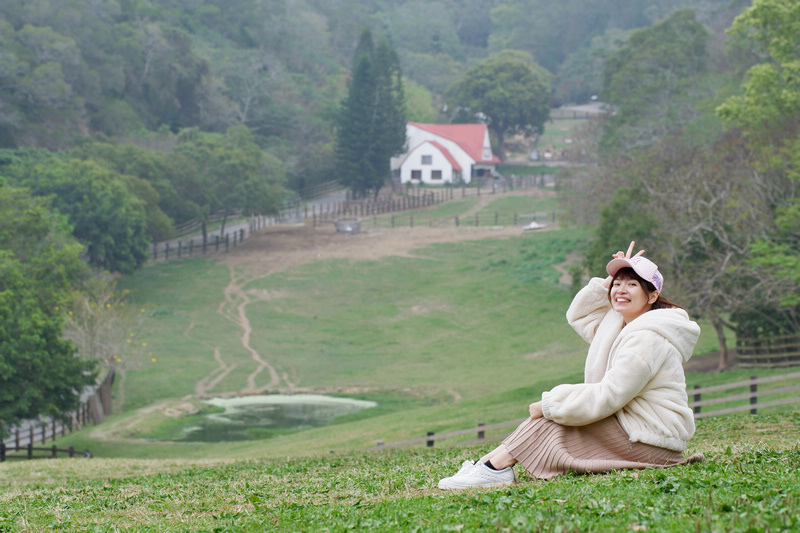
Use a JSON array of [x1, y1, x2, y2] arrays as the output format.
[[608, 267, 685, 311]]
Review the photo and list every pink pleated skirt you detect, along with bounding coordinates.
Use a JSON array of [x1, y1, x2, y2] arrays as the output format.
[[502, 415, 704, 480]]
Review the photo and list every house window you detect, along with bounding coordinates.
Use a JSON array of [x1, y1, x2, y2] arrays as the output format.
[[431, 170, 442, 180], [411, 170, 422, 180], [421, 155, 432, 165]]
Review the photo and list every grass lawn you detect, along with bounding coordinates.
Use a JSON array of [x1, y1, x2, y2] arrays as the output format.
[[1, 413, 798, 531], [2, 189, 798, 532]]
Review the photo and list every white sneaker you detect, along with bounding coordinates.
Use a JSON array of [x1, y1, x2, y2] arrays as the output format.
[[438, 460, 515, 490]]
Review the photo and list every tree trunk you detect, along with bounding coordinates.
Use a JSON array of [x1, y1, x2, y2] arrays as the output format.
[[712, 316, 729, 371], [496, 131, 506, 162], [219, 211, 229, 237]]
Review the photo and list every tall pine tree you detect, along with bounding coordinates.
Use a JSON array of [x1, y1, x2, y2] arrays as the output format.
[[335, 28, 406, 198]]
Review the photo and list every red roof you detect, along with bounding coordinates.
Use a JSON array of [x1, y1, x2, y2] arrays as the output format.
[[428, 141, 462, 171], [409, 122, 500, 164]]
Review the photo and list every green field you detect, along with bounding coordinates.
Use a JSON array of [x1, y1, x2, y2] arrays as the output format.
[[1, 415, 798, 531], [1, 191, 798, 531]]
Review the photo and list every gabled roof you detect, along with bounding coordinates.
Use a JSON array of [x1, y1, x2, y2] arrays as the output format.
[[428, 141, 462, 171], [409, 122, 501, 164], [397, 140, 462, 171]]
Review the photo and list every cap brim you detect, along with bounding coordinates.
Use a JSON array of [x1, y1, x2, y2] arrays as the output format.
[[606, 257, 633, 277]]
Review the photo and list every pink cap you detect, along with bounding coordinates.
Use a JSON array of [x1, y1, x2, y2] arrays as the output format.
[[606, 256, 663, 292]]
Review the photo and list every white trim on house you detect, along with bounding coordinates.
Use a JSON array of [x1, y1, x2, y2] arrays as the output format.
[[395, 141, 461, 185], [390, 123, 499, 185]]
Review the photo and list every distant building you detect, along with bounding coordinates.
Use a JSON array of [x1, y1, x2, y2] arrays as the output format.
[[391, 122, 501, 185]]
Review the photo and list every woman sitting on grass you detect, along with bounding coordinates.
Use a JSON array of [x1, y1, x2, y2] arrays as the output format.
[[438, 242, 705, 489]]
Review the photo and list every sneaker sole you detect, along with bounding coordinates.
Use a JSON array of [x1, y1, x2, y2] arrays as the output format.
[[438, 479, 514, 490]]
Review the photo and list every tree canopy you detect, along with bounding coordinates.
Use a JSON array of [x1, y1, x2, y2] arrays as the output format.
[[0, 186, 96, 429], [717, 0, 800, 308], [601, 9, 711, 152], [444, 50, 551, 160]]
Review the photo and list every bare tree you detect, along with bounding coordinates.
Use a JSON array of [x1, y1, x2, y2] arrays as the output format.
[[63, 273, 151, 372], [636, 134, 784, 370]]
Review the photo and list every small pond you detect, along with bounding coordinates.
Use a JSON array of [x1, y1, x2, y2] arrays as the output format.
[[180, 394, 377, 442]]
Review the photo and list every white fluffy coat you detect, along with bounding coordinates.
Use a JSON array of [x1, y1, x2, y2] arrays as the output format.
[[541, 277, 700, 451]]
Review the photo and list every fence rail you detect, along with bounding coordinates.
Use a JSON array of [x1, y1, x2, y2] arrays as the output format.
[[0, 443, 92, 461], [1, 371, 115, 460], [377, 371, 800, 449], [311, 174, 550, 228], [737, 334, 800, 368], [150, 174, 552, 262]]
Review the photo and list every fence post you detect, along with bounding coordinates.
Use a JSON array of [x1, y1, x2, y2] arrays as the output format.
[[693, 384, 701, 415], [27, 443, 33, 459], [426, 431, 435, 448], [52, 445, 57, 458], [69, 446, 75, 458], [1, 442, 5, 462], [477, 422, 485, 441], [750, 375, 758, 415]]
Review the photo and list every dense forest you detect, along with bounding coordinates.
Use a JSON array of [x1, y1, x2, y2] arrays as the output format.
[[2, 0, 800, 425], [0, 1, 738, 155]]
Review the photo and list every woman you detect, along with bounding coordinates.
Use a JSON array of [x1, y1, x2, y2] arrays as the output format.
[[438, 242, 704, 490]]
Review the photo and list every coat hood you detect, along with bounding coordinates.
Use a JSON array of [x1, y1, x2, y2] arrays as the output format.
[[622, 308, 700, 363]]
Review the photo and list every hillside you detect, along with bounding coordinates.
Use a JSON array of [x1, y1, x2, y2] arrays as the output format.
[[2, 186, 799, 530]]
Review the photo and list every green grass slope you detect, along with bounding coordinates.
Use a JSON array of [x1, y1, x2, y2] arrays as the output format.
[[1, 190, 799, 531], [1, 414, 798, 531]]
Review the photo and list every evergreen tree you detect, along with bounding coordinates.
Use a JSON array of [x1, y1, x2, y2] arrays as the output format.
[[335, 28, 406, 198]]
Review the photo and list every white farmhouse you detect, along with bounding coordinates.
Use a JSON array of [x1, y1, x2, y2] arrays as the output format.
[[391, 122, 501, 185]]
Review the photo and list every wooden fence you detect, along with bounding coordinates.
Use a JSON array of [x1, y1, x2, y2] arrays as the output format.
[[736, 334, 800, 369], [0, 443, 92, 461], [689, 371, 800, 419], [377, 371, 800, 449], [311, 174, 550, 228], [0, 371, 115, 461], [150, 173, 552, 261]]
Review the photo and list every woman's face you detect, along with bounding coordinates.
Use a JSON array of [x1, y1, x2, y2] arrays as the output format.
[[610, 274, 658, 323]]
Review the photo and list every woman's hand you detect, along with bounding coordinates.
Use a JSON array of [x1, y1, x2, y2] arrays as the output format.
[[529, 401, 543, 420], [613, 241, 645, 260], [604, 241, 646, 288]]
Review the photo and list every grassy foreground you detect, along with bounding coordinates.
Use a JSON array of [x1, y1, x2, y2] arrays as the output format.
[[1, 414, 798, 531], [2, 189, 799, 531]]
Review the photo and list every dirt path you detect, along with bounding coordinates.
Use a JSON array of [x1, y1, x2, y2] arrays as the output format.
[[198, 188, 557, 397]]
